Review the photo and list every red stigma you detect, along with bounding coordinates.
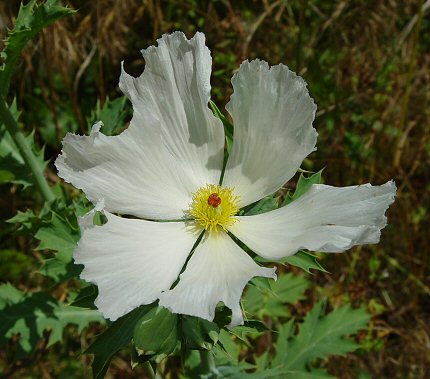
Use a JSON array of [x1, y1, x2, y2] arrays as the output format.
[[207, 193, 222, 208]]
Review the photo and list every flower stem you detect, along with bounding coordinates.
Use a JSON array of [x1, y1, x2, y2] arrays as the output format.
[[199, 350, 216, 375], [143, 362, 155, 379], [0, 97, 55, 203]]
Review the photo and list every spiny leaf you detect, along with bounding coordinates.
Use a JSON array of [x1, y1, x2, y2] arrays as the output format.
[[35, 213, 82, 281], [87, 96, 129, 136], [272, 320, 294, 367], [35, 214, 79, 253], [242, 274, 310, 319], [275, 300, 370, 373], [0, 0, 75, 96], [213, 329, 241, 366], [282, 251, 327, 274], [0, 102, 46, 188], [0, 283, 103, 357], [283, 169, 324, 206]]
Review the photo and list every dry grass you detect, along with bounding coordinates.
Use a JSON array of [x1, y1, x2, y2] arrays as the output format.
[[1, 0, 429, 377]]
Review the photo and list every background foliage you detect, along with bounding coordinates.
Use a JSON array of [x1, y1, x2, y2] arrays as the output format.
[[0, 0, 429, 378]]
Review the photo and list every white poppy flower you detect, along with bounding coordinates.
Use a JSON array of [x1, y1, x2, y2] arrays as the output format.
[[56, 31, 396, 327]]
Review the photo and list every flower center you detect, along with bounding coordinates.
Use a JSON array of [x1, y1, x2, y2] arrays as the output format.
[[207, 193, 222, 208], [189, 184, 239, 232]]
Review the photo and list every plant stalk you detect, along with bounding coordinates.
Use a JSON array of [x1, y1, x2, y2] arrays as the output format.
[[0, 97, 55, 203], [199, 350, 216, 375]]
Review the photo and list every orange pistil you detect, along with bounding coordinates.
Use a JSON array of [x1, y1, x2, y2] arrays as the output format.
[[207, 193, 222, 208]]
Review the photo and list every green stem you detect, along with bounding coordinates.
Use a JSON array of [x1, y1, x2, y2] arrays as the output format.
[[143, 362, 155, 379], [199, 350, 216, 375], [0, 97, 55, 203]]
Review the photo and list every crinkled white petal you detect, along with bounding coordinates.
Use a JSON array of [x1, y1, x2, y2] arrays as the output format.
[[56, 31, 224, 219], [159, 232, 276, 327], [74, 210, 199, 321], [222, 60, 318, 207], [229, 181, 396, 259]]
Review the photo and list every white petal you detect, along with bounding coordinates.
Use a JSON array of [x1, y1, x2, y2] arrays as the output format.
[[159, 232, 276, 327], [119, 31, 225, 200], [229, 181, 396, 259], [56, 31, 224, 219], [56, 123, 189, 219], [222, 60, 317, 207], [74, 211, 199, 321]]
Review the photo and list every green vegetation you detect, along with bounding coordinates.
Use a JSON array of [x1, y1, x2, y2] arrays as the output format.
[[0, 0, 428, 378]]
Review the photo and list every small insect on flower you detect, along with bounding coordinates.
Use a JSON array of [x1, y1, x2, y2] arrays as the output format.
[[56, 32, 396, 327]]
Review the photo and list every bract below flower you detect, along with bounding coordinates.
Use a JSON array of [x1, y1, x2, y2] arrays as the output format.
[[56, 32, 396, 327]]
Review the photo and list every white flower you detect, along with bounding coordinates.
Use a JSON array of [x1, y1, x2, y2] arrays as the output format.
[[56, 32, 396, 327]]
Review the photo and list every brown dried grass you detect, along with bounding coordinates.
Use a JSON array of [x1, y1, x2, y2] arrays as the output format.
[[1, 0, 429, 377]]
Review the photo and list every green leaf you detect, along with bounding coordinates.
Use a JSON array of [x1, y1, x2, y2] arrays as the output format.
[[282, 251, 327, 274], [275, 300, 370, 372], [133, 306, 179, 356], [182, 315, 219, 350], [215, 364, 288, 378], [40, 250, 82, 282], [229, 320, 268, 347], [87, 97, 129, 136], [35, 214, 78, 253], [35, 214, 82, 281], [7, 197, 56, 233], [285, 369, 335, 379], [7, 209, 40, 230], [210, 100, 233, 153], [272, 320, 294, 368], [213, 329, 241, 366], [70, 284, 98, 309], [86, 305, 153, 379], [243, 196, 279, 216], [0, 102, 46, 188], [242, 274, 310, 319], [283, 169, 324, 206], [254, 351, 270, 372], [0, 0, 75, 96], [0, 283, 23, 305], [0, 284, 103, 357]]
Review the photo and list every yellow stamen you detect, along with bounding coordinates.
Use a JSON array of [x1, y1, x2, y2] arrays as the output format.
[[189, 184, 240, 232]]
